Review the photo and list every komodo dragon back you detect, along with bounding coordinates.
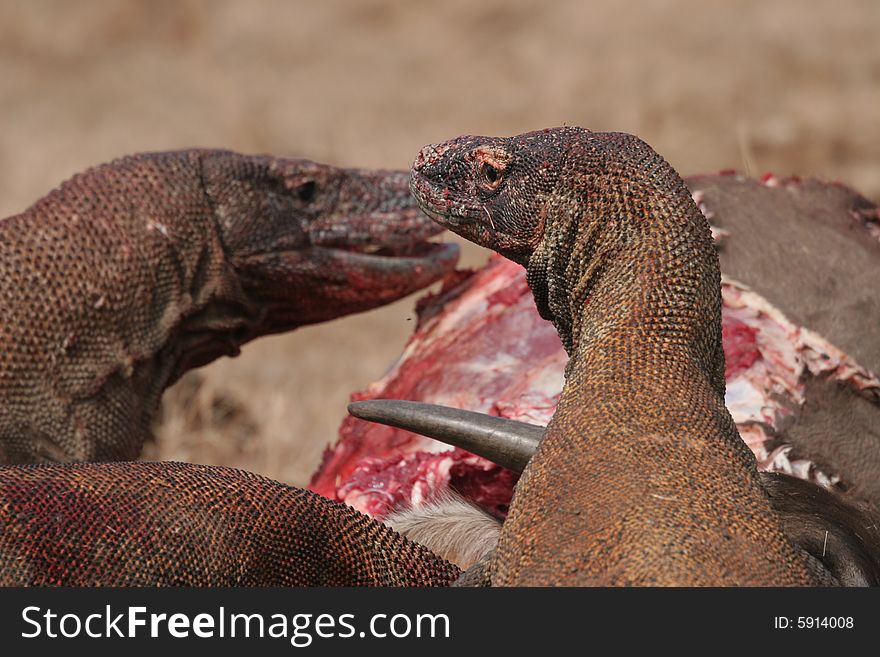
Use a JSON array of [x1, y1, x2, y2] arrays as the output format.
[[410, 127, 820, 585], [0, 461, 460, 586]]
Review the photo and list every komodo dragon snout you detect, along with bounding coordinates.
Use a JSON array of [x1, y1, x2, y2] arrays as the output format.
[[0, 150, 458, 464]]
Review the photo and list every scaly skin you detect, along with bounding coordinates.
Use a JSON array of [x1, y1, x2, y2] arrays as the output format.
[[0, 461, 460, 586], [411, 127, 818, 585], [0, 150, 457, 463]]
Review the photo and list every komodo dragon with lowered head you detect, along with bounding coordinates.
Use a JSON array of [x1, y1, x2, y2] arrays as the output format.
[[405, 127, 827, 585], [0, 149, 457, 464]]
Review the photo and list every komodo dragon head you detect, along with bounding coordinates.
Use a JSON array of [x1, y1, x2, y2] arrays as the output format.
[[200, 152, 459, 331]]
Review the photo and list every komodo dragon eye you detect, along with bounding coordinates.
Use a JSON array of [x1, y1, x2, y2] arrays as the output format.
[[480, 162, 500, 186], [295, 181, 317, 202]]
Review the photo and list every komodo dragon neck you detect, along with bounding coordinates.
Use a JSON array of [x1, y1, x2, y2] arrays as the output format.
[[0, 152, 252, 463], [411, 128, 820, 585]]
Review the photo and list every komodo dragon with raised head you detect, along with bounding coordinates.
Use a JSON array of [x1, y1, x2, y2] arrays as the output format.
[[405, 127, 825, 585], [0, 149, 457, 464]]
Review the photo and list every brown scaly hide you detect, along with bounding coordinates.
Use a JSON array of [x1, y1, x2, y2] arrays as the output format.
[[693, 175, 880, 376], [0, 462, 460, 586], [0, 150, 454, 464], [412, 127, 818, 585], [691, 175, 880, 503]]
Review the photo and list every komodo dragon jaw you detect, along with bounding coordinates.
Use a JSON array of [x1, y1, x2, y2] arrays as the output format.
[[202, 153, 459, 331], [409, 128, 820, 586]]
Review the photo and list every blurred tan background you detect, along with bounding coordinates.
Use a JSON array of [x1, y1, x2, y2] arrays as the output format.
[[1, 0, 877, 486]]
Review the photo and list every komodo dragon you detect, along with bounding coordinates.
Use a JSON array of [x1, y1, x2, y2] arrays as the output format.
[[405, 127, 827, 585], [0, 150, 457, 464]]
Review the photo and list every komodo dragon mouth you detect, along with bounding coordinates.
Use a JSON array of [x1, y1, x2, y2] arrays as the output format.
[[319, 238, 458, 269], [232, 160, 461, 286]]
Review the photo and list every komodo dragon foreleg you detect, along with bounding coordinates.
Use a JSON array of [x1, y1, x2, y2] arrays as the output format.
[[0, 150, 458, 464], [406, 127, 823, 585]]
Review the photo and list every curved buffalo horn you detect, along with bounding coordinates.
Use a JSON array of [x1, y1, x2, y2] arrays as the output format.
[[347, 400, 544, 473]]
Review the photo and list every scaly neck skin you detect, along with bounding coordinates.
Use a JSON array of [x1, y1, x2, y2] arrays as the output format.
[[153, 231, 257, 389], [529, 179, 749, 469], [525, 136, 725, 391], [38, 151, 263, 397], [492, 135, 816, 585], [123, 178, 258, 426], [524, 148, 731, 440], [540, 189, 728, 407]]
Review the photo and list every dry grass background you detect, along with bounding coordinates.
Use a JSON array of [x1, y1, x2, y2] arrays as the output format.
[[0, 0, 877, 486]]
